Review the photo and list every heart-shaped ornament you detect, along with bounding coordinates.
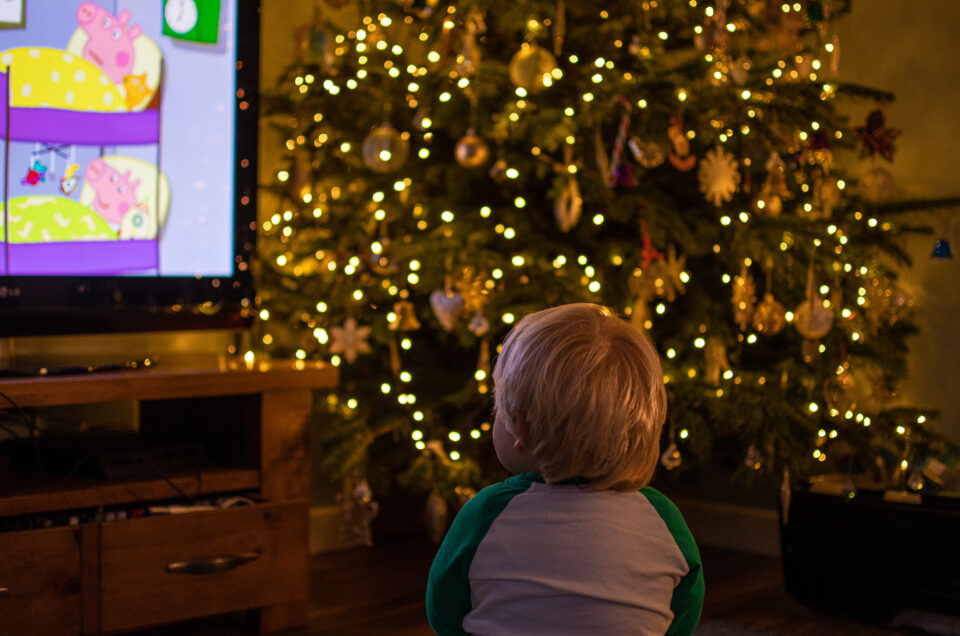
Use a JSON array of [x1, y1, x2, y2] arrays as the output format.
[[430, 290, 464, 332]]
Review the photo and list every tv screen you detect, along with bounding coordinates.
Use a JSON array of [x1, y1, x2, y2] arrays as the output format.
[[0, 0, 257, 335]]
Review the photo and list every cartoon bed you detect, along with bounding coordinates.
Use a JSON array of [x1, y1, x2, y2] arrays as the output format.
[[0, 2, 170, 275]]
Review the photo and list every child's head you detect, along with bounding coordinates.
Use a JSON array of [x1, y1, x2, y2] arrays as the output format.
[[492, 303, 667, 491]]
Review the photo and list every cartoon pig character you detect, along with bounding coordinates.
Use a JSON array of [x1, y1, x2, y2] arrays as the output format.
[[77, 3, 141, 84], [85, 159, 140, 227]]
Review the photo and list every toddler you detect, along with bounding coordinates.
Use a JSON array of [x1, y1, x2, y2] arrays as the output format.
[[426, 303, 703, 635]]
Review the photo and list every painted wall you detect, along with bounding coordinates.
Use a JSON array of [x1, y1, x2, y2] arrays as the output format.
[[837, 1, 960, 443]]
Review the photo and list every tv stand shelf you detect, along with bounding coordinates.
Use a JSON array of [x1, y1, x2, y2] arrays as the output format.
[[0, 356, 337, 635], [0, 467, 260, 517]]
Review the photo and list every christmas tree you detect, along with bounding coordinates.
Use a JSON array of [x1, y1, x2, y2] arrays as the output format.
[[257, 0, 956, 536]]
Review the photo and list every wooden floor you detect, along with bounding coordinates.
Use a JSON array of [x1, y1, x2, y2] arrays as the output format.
[[137, 534, 920, 635]]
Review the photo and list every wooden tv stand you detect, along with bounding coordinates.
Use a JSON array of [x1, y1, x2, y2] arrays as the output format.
[[0, 356, 337, 635]]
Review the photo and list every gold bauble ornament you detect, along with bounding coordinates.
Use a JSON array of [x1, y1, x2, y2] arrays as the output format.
[[508, 43, 557, 93], [759, 194, 783, 217], [824, 368, 857, 415], [454, 129, 490, 168], [752, 293, 787, 335], [859, 163, 896, 204], [362, 124, 409, 173]]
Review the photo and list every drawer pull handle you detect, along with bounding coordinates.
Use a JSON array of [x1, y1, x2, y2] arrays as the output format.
[[166, 550, 260, 575], [0, 587, 8, 598]]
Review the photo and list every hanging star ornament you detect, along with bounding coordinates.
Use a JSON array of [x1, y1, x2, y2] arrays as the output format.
[[856, 108, 900, 162], [329, 317, 373, 363]]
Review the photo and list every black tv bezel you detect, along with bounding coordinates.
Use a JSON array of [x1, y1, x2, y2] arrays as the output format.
[[0, 0, 260, 337]]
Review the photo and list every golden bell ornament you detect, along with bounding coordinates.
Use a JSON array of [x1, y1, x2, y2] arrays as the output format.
[[362, 124, 410, 174], [454, 130, 490, 168], [389, 300, 421, 331], [508, 43, 557, 93]]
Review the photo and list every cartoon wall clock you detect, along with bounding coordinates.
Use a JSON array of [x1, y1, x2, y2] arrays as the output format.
[[164, 0, 199, 34]]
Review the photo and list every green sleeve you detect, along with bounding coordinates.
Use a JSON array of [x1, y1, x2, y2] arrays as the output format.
[[425, 473, 538, 636], [642, 486, 705, 636]]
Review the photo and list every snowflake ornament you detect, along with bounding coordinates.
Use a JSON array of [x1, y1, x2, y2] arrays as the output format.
[[329, 317, 372, 363], [698, 145, 741, 206]]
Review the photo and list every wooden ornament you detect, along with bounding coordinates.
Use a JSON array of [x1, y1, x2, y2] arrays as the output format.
[[554, 175, 583, 232]]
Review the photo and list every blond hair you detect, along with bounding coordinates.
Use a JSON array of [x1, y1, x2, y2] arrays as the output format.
[[493, 303, 667, 491]]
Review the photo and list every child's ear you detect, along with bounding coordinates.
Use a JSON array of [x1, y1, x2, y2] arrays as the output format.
[[513, 415, 529, 450]]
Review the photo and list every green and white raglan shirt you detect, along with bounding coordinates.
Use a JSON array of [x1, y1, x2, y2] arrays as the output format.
[[426, 472, 704, 636]]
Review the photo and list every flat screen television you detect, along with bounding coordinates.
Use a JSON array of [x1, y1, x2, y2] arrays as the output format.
[[0, 0, 258, 338]]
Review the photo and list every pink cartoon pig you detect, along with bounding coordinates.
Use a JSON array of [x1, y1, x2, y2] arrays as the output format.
[[77, 3, 141, 83], [85, 159, 140, 226]]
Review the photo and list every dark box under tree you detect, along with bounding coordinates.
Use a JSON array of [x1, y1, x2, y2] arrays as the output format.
[[781, 488, 960, 620]]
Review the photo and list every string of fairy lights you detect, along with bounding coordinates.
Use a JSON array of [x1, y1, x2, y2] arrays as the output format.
[[256, 0, 928, 480]]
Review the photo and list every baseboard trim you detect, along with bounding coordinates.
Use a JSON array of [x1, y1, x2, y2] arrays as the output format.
[[310, 505, 362, 554], [312, 498, 781, 557], [672, 498, 781, 557]]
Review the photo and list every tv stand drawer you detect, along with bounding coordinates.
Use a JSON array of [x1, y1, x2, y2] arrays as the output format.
[[99, 502, 307, 633], [0, 526, 83, 636]]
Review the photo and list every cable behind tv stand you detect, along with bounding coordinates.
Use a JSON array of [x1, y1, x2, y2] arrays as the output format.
[[0, 355, 337, 635], [0, 355, 155, 378]]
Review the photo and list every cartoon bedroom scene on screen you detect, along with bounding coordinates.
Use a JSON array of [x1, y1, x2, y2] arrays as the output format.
[[1, 0, 233, 277]]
